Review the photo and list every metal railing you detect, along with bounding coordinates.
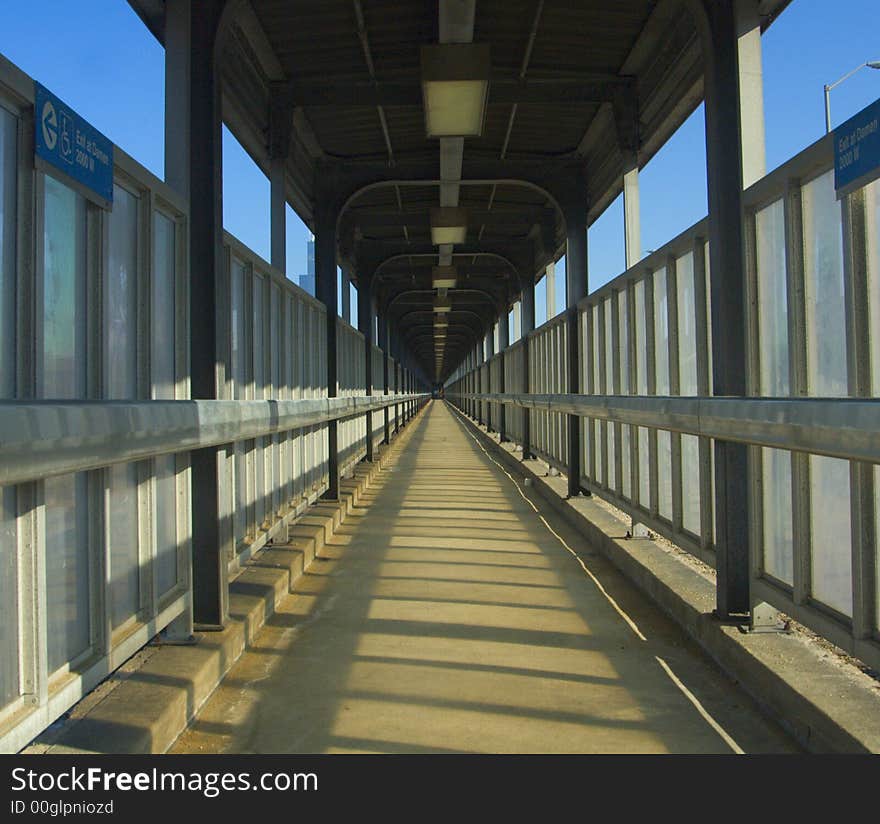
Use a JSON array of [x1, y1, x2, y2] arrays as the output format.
[[447, 132, 880, 672]]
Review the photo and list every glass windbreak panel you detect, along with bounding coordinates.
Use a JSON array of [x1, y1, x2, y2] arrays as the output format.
[[231, 258, 246, 399], [618, 292, 631, 499], [681, 434, 700, 535], [0, 109, 17, 706], [270, 283, 280, 394], [152, 212, 178, 597], [153, 212, 176, 399], [654, 270, 671, 519], [107, 186, 138, 398], [0, 487, 18, 707], [155, 456, 178, 597], [802, 171, 851, 615], [0, 106, 16, 395], [869, 180, 880, 628], [43, 176, 90, 672], [810, 455, 852, 616], [755, 199, 792, 585], [604, 299, 615, 489], [253, 275, 265, 398], [107, 185, 140, 628], [762, 448, 793, 585], [109, 463, 139, 627], [756, 200, 789, 395], [676, 253, 697, 395], [635, 282, 648, 505]]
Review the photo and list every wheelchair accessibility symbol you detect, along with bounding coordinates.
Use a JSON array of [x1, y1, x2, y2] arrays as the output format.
[[40, 99, 74, 164]]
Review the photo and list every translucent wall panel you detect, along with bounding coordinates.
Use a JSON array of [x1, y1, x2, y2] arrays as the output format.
[[618, 292, 631, 499], [654, 269, 672, 519], [802, 171, 851, 615], [0, 106, 17, 706], [152, 212, 178, 596], [604, 299, 616, 490], [869, 179, 880, 629], [43, 176, 90, 672], [635, 280, 649, 507], [0, 487, 16, 707], [107, 185, 140, 628], [0, 105, 15, 394], [676, 253, 700, 534], [755, 199, 793, 584]]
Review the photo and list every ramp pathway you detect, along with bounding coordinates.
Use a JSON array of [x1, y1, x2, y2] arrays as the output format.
[[172, 401, 797, 754]]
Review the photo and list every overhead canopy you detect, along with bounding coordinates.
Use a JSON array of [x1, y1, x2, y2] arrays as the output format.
[[130, 0, 790, 380]]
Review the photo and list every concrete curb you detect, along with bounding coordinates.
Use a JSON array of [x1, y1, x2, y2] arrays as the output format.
[[451, 406, 880, 754], [24, 408, 427, 755]]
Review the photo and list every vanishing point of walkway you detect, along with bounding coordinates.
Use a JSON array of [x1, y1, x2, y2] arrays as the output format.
[[172, 402, 797, 754]]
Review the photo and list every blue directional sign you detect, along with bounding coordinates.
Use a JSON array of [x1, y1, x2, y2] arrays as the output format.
[[834, 96, 880, 198], [34, 82, 113, 206]]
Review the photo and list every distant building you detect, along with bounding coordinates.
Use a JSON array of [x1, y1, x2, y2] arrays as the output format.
[[296, 236, 316, 296]]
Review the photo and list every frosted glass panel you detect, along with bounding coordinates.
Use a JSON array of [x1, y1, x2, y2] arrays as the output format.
[[681, 434, 700, 535], [755, 199, 792, 583], [0, 106, 15, 395], [152, 212, 178, 596], [45, 474, 90, 671], [109, 463, 139, 627], [43, 177, 86, 397], [653, 269, 668, 394], [107, 185, 139, 627], [0, 109, 16, 706], [634, 280, 649, 507], [618, 292, 631, 499], [0, 487, 18, 707], [762, 448, 793, 584], [604, 300, 615, 490], [43, 177, 89, 672], [152, 212, 175, 400], [802, 172, 851, 615], [869, 181, 880, 628], [155, 456, 178, 596], [810, 455, 852, 615], [107, 185, 138, 398], [676, 253, 697, 396], [756, 200, 789, 395]]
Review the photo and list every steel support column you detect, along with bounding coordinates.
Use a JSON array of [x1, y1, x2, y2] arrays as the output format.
[[698, 0, 750, 619], [498, 307, 509, 441], [358, 277, 374, 460], [165, 0, 229, 629], [521, 278, 536, 459], [565, 196, 588, 498], [315, 182, 340, 500], [379, 316, 391, 444]]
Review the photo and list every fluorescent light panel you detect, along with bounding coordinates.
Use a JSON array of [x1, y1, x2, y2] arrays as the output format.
[[432, 265, 458, 289], [430, 208, 468, 245], [421, 44, 490, 138]]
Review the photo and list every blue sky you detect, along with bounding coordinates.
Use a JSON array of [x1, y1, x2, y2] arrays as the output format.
[[2, 0, 879, 322]]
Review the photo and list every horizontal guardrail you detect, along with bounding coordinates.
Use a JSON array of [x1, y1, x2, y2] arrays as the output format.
[[0, 394, 427, 485], [450, 393, 880, 464]]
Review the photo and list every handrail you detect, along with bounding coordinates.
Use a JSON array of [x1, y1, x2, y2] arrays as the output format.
[[0, 394, 427, 485], [450, 392, 880, 464]]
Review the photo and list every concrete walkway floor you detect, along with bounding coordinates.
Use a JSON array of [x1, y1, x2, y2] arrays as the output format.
[[172, 401, 798, 754]]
